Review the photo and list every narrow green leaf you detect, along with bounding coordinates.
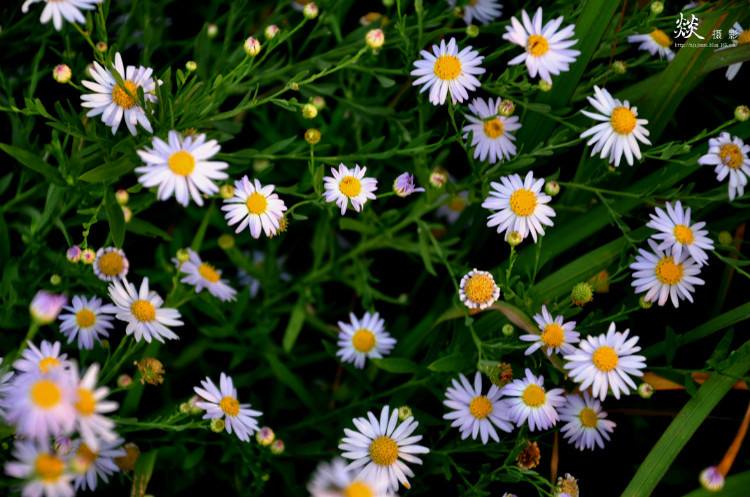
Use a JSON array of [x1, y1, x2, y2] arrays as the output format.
[[339, 218, 377, 234], [104, 189, 125, 247], [416, 221, 437, 276], [428, 353, 473, 372], [0, 143, 65, 185], [282, 297, 307, 352], [372, 357, 419, 374], [78, 157, 135, 183], [131, 450, 158, 497], [265, 352, 315, 408]]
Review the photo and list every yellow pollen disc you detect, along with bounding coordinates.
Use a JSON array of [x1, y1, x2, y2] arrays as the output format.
[[369, 436, 399, 466], [738, 30, 750, 45], [509, 188, 537, 217], [131, 299, 156, 322], [97, 251, 125, 276], [469, 395, 493, 419], [167, 150, 196, 176], [541, 323, 565, 348], [579, 407, 599, 428], [521, 384, 546, 407], [527, 34, 550, 57], [198, 263, 221, 283], [30, 379, 62, 409], [351, 329, 376, 353], [339, 176, 362, 198], [344, 481, 374, 497], [483, 118, 505, 139], [111, 80, 138, 109], [655, 256, 684, 285], [38, 357, 60, 373], [673, 224, 694, 245], [463, 273, 496, 305], [245, 192, 268, 215], [610, 106, 637, 135], [75, 444, 98, 471], [35, 453, 65, 483], [592, 345, 619, 372], [433, 54, 462, 80], [75, 308, 97, 328], [650, 29, 672, 48], [75, 388, 97, 416], [220, 395, 240, 416], [719, 143, 743, 169]]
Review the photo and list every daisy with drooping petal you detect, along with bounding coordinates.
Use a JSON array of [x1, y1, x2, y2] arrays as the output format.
[[307, 458, 392, 497], [482, 171, 556, 242], [21, 0, 102, 31], [443, 372, 514, 444], [503, 7, 580, 83], [458, 269, 500, 310], [447, 0, 502, 25], [14, 340, 69, 374], [627, 29, 675, 60], [520, 305, 580, 356], [559, 392, 615, 451], [339, 405, 430, 492], [564, 322, 647, 401], [646, 201, 714, 267], [630, 239, 704, 307], [463, 97, 521, 164], [58, 296, 118, 350], [222, 176, 287, 238], [70, 438, 125, 492], [136, 131, 229, 207], [410, 37, 485, 105], [323, 164, 378, 215], [73, 364, 118, 450], [5, 440, 74, 497], [92, 247, 129, 282], [108, 277, 183, 343], [502, 368, 565, 431], [580, 86, 651, 167], [80, 52, 159, 135], [336, 312, 396, 369], [175, 249, 237, 302], [193, 372, 262, 442], [725, 23, 749, 80], [697, 132, 750, 201]]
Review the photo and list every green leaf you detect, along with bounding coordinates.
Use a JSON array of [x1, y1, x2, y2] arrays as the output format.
[[0, 143, 65, 185], [339, 218, 377, 234], [131, 450, 158, 497], [104, 189, 125, 247], [265, 352, 315, 409], [372, 357, 419, 374], [428, 353, 473, 372], [282, 297, 307, 353], [78, 157, 135, 183], [416, 221, 436, 276]]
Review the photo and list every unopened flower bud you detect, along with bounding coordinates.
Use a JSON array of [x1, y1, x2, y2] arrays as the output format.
[[264, 24, 280, 40], [117, 374, 133, 388], [590, 270, 609, 293], [210, 418, 226, 432], [305, 128, 321, 145], [366, 28, 385, 50], [718, 230, 733, 246], [176, 248, 190, 263], [466, 24, 479, 38], [612, 60, 627, 75], [52, 64, 72, 84], [650, 1, 664, 15], [207, 23, 219, 38], [115, 189, 129, 205], [302, 103, 318, 119], [243, 37, 262, 57], [303, 2, 319, 19], [571, 282, 593, 307], [498, 99, 515, 116], [429, 167, 448, 188], [66, 245, 81, 263], [502, 323, 514, 336], [121, 206, 132, 223], [95, 41, 107, 53], [218, 234, 235, 250], [219, 184, 235, 199], [639, 296, 653, 309], [30, 291, 66, 325], [538, 80, 552, 92], [507, 231, 524, 247], [81, 248, 96, 264], [638, 382, 654, 399], [256, 426, 276, 446], [699, 466, 724, 492], [185, 60, 197, 72], [49, 274, 62, 286], [397, 405, 412, 421], [311, 96, 326, 110], [270, 439, 285, 454], [735, 105, 750, 122], [544, 180, 560, 196]]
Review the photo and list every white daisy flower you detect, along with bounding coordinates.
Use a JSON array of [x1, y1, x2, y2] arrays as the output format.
[[436, 191, 468, 224], [193, 372, 262, 442], [222, 176, 287, 238], [462, 97, 521, 164], [502, 7, 581, 83], [0, 358, 12, 418], [14, 340, 69, 374], [70, 438, 125, 492], [72, 364, 118, 450], [58, 296, 118, 350], [630, 239, 704, 307], [447, 0, 502, 25], [458, 269, 500, 310], [502, 368, 565, 431], [563, 322, 647, 401], [443, 372, 514, 444], [559, 392, 616, 451], [725, 23, 749, 80], [646, 201, 714, 267], [175, 249, 237, 302], [5, 440, 74, 497], [21, 0, 102, 31], [92, 247, 129, 282], [627, 29, 675, 61], [520, 305, 580, 356], [410, 37, 485, 105], [108, 277, 183, 343], [481, 171, 556, 242], [323, 164, 378, 215], [336, 312, 396, 369], [136, 130, 229, 207], [307, 458, 392, 497], [339, 405, 430, 492], [580, 86, 651, 167], [697, 132, 750, 201], [80, 52, 160, 136]]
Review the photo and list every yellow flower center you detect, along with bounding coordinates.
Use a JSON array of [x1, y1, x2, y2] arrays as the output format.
[[655, 256, 684, 285], [75, 387, 97, 416], [74, 444, 98, 472], [219, 395, 240, 416], [463, 273, 496, 305], [245, 192, 268, 214], [650, 29, 672, 48], [131, 299, 156, 322], [344, 482, 374, 497], [75, 308, 97, 328], [469, 395, 493, 419], [198, 263, 221, 283], [167, 150, 196, 176], [111, 80, 138, 109], [339, 176, 362, 198], [579, 407, 599, 428], [369, 436, 399, 466], [719, 143, 743, 169], [30, 379, 62, 409], [35, 453, 65, 483], [509, 188, 537, 217], [521, 384, 546, 407], [527, 34, 550, 57], [738, 30, 750, 45], [541, 323, 565, 348], [592, 345, 619, 372], [351, 329, 376, 353], [483, 118, 505, 139], [97, 251, 125, 276], [433, 54, 462, 80], [610, 106, 637, 135], [447, 195, 467, 212], [38, 357, 60, 373], [673, 224, 695, 245]]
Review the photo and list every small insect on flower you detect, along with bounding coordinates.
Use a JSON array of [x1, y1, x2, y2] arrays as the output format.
[[21, 0, 103, 31], [443, 372, 514, 444], [503, 7, 581, 83], [336, 311, 396, 369], [108, 277, 183, 343], [393, 172, 425, 197], [725, 23, 749, 81], [503, 368, 565, 431], [30, 291, 67, 325], [630, 239, 705, 307], [447, 0, 502, 25], [698, 132, 750, 201], [410, 37, 485, 106], [174, 249, 237, 302], [70, 438, 126, 491], [520, 305, 580, 357], [92, 247, 129, 282], [4, 440, 75, 497], [646, 201, 714, 267], [73, 364, 119, 450], [323, 163, 378, 215], [307, 458, 392, 497], [193, 372, 262, 442], [559, 392, 616, 450], [580, 86, 651, 167], [459, 269, 500, 310], [222, 176, 288, 239], [58, 295, 118, 350], [463, 97, 522, 164], [628, 29, 675, 61]]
